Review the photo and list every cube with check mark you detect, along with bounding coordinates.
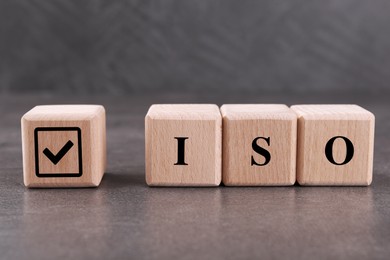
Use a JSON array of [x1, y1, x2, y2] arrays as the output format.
[[21, 105, 106, 187]]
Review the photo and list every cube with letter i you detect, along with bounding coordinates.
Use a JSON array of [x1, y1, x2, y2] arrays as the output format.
[[21, 105, 106, 188], [145, 104, 222, 186], [291, 105, 375, 186], [221, 104, 297, 186]]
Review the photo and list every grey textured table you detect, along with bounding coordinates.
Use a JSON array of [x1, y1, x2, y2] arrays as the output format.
[[0, 93, 389, 259]]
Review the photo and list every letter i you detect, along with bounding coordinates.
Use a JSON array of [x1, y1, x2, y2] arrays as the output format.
[[174, 137, 188, 165]]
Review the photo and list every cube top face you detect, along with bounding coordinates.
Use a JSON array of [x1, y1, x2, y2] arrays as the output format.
[[291, 105, 375, 186], [221, 104, 297, 186], [22, 105, 106, 188], [291, 105, 374, 120], [220, 104, 297, 120], [22, 105, 105, 121], [146, 104, 221, 120], [145, 104, 222, 186]]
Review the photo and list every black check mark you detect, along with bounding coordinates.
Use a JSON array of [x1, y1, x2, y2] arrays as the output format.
[[43, 140, 74, 165]]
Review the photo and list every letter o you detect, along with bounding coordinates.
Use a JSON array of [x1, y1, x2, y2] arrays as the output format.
[[325, 136, 354, 165]]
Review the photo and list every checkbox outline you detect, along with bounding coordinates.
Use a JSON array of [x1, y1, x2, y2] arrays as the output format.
[[34, 127, 83, 178]]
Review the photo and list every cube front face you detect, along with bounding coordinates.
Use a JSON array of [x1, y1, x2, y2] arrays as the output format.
[[145, 105, 222, 186], [22, 105, 106, 188], [221, 105, 297, 186], [292, 105, 375, 186]]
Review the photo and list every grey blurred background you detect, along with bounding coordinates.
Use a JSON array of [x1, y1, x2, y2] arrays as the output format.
[[0, 0, 389, 95]]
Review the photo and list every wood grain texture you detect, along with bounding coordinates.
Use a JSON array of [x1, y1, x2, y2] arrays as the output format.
[[291, 105, 375, 186], [21, 105, 106, 187], [145, 104, 221, 186], [221, 104, 297, 186]]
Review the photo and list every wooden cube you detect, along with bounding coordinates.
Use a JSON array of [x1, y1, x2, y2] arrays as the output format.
[[221, 104, 297, 186], [21, 105, 106, 188], [145, 104, 222, 186], [291, 105, 375, 186]]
